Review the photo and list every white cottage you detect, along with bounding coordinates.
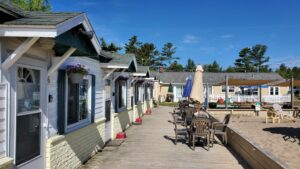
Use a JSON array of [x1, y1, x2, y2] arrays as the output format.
[[0, 2, 111, 169], [99, 51, 138, 142]]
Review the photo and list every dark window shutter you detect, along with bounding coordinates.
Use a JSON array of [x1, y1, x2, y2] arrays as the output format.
[[57, 70, 66, 134], [91, 74, 96, 123]]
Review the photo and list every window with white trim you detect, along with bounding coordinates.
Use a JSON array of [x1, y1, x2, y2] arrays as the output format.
[[270, 86, 279, 95], [222, 86, 234, 92], [66, 75, 92, 130], [241, 87, 258, 95]]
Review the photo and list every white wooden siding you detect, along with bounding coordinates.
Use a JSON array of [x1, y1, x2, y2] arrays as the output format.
[[0, 84, 8, 157]]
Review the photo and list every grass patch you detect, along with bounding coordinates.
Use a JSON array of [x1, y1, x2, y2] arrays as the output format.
[[159, 102, 178, 107]]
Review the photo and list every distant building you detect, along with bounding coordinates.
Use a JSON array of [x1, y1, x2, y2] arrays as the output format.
[[152, 72, 290, 104]]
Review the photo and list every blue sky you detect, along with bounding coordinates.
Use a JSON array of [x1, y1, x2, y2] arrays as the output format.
[[51, 0, 300, 69]]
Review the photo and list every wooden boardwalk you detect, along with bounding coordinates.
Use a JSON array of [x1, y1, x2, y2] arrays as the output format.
[[80, 106, 249, 169]]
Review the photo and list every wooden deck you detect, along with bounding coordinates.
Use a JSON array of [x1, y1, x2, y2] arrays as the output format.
[[80, 106, 249, 169]]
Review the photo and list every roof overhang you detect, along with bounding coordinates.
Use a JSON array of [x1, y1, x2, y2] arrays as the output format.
[[215, 79, 278, 86], [100, 54, 138, 72], [0, 13, 100, 55], [275, 79, 300, 87], [160, 82, 185, 85], [132, 72, 147, 77]]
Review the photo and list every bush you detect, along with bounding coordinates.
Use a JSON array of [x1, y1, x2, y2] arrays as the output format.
[[159, 102, 178, 107], [209, 102, 217, 108]]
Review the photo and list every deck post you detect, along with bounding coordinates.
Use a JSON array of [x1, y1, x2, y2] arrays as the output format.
[[291, 77, 294, 108], [259, 85, 262, 105], [206, 83, 209, 110], [225, 75, 228, 109]]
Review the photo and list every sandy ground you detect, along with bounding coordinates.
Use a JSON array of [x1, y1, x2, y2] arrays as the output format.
[[229, 116, 300, 169]]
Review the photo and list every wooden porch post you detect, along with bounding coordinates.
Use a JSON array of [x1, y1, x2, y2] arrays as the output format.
[[225, 75, 228, 109], [206, 83, 209, 110], [2, 37, 39, 70], [259, 85, 262, 105]]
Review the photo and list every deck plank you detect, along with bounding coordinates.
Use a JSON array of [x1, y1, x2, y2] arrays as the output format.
[[80, 106, 249, 169]]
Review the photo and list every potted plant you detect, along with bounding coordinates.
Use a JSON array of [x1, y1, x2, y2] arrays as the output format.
[[66, 64, 88, 83]]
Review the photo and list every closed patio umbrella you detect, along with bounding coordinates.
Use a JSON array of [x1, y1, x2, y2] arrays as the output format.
[[183, 75, 193, 98], [190, 65, 204, 111], [167, 83, 173, 93], [167, 83, 174, 102]]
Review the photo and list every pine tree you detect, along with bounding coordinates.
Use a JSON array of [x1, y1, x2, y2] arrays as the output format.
[[185, 58, 196, 72], [100, 37, 122, 52], [11, 0, 51, 11]]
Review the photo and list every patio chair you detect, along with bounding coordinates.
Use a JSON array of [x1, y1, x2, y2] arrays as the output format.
[[168, 114, 187, 145], [265, 107, 280, 123], [273, 104, 295, 122], [189, 117, 211, 151], [211, 114, 231, 146], [182, 107, 195, 127]]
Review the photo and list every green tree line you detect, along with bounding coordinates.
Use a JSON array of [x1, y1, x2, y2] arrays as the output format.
[[11, 1, 299, 78]]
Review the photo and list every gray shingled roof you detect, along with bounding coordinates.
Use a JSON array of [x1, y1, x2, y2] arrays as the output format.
[[151, 72, 284, 85], [136, 66, 150, 74], [0, 2, 81, 26], [100, 51, 135, 66]]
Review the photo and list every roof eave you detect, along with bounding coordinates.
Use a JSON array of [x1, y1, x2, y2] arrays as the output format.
[[99, 63, 129, 69], [0, 13, 100, 55]]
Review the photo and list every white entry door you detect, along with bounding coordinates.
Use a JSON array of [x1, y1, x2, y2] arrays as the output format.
[[10, 57, 47, 169]]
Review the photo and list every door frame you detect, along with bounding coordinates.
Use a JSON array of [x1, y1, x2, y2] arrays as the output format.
[[9, 56, 47, 169]]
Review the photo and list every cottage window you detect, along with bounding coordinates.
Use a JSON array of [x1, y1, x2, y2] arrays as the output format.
[[135, 82, 144, 103], [241, 87, 258, 95], [105, 79, 111, 100], [222, 86, 234, 92], [66, 75, 92, 130], [116, 79, 127, 111], [145, 85, 152, 100], [270, 86, 279, 95]]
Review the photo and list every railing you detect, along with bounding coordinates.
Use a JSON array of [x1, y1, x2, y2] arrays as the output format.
[[208, 94, 291, 103]]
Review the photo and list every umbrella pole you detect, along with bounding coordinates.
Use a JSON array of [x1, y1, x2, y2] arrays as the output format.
[[197, 102, 201, 112]]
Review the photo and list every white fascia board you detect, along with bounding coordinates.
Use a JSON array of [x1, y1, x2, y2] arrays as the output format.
[[144, 77, 155, 80], [82, 14, 101, 55], [99, 63, 129, 69], [132, 73, 146, 77], [0, 26, 57, 37], [0, 14, 101, 56], [56, 14, 101, 55], [132, 57, 138, 71], [160, 82, 185, 85]]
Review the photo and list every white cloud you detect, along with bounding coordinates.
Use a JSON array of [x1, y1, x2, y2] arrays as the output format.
[[270, 56, 300, 68], [221, 34, 234, 39], [182, 35, 199, 44]]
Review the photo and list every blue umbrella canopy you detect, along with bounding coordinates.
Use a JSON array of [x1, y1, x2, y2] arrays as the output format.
[[183, 75, 193, 97]]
